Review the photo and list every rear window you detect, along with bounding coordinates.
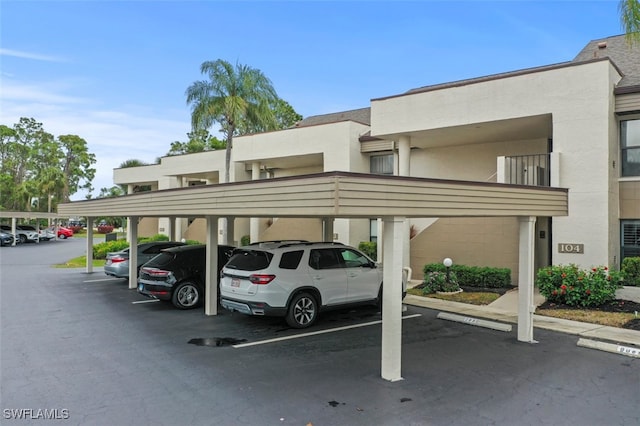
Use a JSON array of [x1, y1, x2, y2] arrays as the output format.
[[225, 250, 273, 271], [143, 252, 176, 267], [279, 250, 304, 270]]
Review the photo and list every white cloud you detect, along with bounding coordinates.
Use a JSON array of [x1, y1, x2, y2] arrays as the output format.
[[0, 48, 66, 62], [0, 78, 191, 200]]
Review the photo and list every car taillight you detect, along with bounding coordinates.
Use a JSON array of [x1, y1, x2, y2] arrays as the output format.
[[141, 267, 170, 277], [110, 256, 126, 263], [249, 274, 276, 285]]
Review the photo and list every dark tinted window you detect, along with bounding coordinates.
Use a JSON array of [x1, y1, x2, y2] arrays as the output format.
[[226, 250, 273, 271], [144, 252, 176, 267], [309, 249, 342, 270], [279, 250, 303, 269]]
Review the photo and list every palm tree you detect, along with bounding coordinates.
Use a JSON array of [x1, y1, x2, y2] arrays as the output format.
[[185, 59, 279, 183], [620, 0, 640, 44]]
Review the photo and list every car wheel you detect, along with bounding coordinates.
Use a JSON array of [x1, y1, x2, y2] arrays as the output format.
[[286, 292, 318, 329], [60, 234, 67, 239], [172, 281, 201, 309], [19, 235, 26, 244]]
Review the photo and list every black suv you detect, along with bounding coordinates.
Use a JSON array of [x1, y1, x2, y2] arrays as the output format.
[[137, 244, 235, 309]]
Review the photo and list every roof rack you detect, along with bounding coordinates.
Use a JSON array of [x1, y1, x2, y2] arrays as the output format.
[[277, 241, 345, 248]]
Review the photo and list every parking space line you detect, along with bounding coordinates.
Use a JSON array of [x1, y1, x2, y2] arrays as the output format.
[[132, 299, 160, 304], [83, 278, 122, 283], [232, 313, 422, 348]]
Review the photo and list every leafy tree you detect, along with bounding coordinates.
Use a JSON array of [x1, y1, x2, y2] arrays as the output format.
[[0, 118, 97, 211], [166, 129, 226, 156], [620, 0, 640, 44], [119, 159, 148, 168], [185, 59, 281, 183], [98, 186, 124, 198], [236, 98, 302, 134], [58, 134, 96, 202]]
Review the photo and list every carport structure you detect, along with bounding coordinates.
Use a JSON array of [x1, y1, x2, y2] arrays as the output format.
[[58, 171, 568, 381], [0, 211, 63, 244]]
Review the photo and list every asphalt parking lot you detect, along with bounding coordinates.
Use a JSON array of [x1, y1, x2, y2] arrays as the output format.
[[1, 239, 639, 425]]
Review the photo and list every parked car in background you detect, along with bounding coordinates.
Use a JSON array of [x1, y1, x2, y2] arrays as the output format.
[[46, 226, 74, 239], [137, 244, 235, 309], [105, 241, 186, 279], [0, 231, 15, 246], [1, 225, 39, 244], [220, 241, 402, 329]]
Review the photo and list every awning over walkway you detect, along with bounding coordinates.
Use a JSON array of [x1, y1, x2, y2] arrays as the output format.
[[57, 171, 568, 219]]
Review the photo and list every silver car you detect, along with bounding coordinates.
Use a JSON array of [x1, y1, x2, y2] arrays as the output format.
[[105, 241, 186, 279]]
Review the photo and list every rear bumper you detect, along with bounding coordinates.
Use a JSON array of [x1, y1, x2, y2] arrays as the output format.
[[221, 297, 286, 317], [137, 281, 173, 301]]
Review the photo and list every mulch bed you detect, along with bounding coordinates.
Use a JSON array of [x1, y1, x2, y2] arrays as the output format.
[[538, 299, 640, 331]]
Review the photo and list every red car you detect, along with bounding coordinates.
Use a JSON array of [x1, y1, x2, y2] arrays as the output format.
[[48, 226, 74, 239]]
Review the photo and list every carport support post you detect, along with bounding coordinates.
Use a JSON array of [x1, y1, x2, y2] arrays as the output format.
[[86, 217, 94, 273], [128, 217, 139, 289], [205, 215, 219, 316], [517, 216, 537, 343], [322, 217, 334, 242], [381, 216, 405, 382]]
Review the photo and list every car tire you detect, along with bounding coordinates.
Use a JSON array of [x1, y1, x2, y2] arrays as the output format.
[[172, 281, 201, 309], [60, 234, 67, 239], [19, 235, 26, 244], [286, 292, 318, 329]]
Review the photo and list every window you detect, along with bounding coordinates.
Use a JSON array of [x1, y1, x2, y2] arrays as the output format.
[[339, 248, 371, 268], [370, 219, 378, 243], [370, 154, 393, 175], [279, 250, 304, 270], [309, 249, 342, 270], [622, 220, 640, 262], [621, 119, 640, 177], [226, 250, 273, 271]]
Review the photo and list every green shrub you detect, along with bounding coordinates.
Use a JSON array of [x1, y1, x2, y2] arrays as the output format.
[[422, 263, 511, 288], [421, 271, 460, 294], [358, 241, 377, 261], [535, 264, 622, 307], [92, 239, 129, 259], [185, 239, 201, 245], [138, 234, 170, 243], [621, 257, 640, 286]]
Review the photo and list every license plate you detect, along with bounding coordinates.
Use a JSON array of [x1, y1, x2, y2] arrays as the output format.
[[231, 278, 240, 287]]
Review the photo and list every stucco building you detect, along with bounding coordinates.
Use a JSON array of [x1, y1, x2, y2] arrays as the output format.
[[113, 34, 640, 281]]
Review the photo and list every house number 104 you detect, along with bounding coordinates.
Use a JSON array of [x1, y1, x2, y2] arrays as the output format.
[[558, 243, 584, 254]]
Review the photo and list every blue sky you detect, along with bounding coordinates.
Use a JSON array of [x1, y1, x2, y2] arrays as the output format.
[[0, 0, 625, 198]]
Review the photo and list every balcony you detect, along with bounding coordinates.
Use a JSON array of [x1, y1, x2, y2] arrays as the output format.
[[499, 154, 551, 187]]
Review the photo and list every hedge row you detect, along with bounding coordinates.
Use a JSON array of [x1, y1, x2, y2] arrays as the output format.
[[92, 234, 199, 259], [422, 263, 511, 288]]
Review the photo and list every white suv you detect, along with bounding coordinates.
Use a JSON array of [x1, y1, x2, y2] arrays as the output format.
[[220, 242, 390, 328]]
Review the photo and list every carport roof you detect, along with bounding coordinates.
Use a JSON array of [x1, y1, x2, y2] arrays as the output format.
[[57, 171, 568, 219]]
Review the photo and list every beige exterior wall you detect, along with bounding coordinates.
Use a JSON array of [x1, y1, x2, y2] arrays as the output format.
[[372, 60, 622, 271], [138, 217, 159, 238], [410, 138, 548, 181], [410, 217, 520, 283], [260, 218, 323, 242]]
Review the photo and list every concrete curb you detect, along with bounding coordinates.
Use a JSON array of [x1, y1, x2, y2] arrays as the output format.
[[403, 294, 640, 347]]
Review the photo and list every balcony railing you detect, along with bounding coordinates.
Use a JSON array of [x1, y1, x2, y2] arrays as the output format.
[[503, 154, 550, 187]]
